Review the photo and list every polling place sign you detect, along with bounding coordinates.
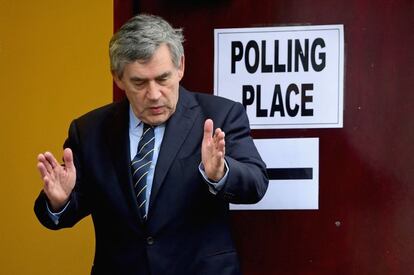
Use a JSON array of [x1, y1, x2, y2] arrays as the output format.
[[214, 25, 344, 129]]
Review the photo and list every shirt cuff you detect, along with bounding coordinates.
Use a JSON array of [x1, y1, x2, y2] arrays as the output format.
[[46, 201, 70, 225], [198, 160, 229, 195]]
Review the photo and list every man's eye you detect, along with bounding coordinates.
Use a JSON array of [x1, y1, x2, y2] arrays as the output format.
[[157, 78, 168, 84], [134, 81, 145, 87]]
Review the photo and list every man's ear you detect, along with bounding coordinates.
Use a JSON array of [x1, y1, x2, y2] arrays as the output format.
[[112, 72, 125, 91], [178, 55, 185, 80]]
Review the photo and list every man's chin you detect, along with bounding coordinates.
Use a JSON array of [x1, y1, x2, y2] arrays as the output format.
[[143, 114, 170, 126]]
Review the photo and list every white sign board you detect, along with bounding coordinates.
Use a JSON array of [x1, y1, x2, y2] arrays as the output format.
[[231, 138, 319, 210], [214, 25, 344, 129]]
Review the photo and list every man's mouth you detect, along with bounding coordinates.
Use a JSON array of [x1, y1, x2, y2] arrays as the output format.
[[149, 106, 164, 114]]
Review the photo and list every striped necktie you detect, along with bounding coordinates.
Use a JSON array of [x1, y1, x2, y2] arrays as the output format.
[[131, 123, 155, 220]]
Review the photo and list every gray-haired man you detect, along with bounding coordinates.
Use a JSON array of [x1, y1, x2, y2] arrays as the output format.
[[35, 14, 268, 275]]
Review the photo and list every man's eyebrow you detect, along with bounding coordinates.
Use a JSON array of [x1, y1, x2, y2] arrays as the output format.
[[129, 76, 145, 82], [156, 72, 171, 79], [129, 72, 171, 82]]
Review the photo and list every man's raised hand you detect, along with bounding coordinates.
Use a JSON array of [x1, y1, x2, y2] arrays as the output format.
[[37, 148, 76, 211], [201, 119, 226, 182]]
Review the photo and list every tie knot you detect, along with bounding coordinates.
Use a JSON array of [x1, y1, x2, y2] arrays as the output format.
[[138, 123, 155, 152], [142, 123, 154, 138], [143, 123, 152, 131]]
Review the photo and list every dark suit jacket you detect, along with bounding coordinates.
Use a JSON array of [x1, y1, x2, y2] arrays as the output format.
[[34, 87, 268, 275]]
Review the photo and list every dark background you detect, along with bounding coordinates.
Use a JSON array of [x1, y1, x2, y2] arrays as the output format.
[[114, 1, 414, 274]]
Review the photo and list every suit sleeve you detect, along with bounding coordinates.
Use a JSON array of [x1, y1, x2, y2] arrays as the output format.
[[216, 102, 269, 204], [34, 120, 91, 230]]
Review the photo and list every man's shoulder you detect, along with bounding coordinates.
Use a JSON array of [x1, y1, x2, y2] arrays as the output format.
[[181, 87, 240, 111], [73, 99, 128, 128], [181, 88, 249, 131]]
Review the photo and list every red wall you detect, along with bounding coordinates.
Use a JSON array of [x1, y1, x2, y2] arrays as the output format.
[[114, 1, 414, 274]]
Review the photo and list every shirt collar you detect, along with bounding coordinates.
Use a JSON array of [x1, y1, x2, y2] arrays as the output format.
[[129, 105, 142, 131], [129, 104, 166, 130]]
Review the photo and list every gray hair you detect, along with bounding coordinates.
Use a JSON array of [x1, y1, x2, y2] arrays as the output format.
[[109, 14, 184, 78]]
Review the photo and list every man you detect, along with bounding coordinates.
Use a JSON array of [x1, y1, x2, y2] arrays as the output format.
[[34, 14, 268, 275]]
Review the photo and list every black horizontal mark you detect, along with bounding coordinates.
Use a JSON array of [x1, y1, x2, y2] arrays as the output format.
[[267, 168, 313, 180]]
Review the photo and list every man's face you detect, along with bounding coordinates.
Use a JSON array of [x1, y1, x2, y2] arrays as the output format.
[[114, 43, 184, 126]]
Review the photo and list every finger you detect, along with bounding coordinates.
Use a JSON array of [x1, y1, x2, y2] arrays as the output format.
[[37, 154, 49, 174], [213, 129, 225, 149], [63, 148, 75, 170], [37, 162, 49, 179], [43, 176, 54, 195], [43, 176, 51, 188], [37, 153, 49, 167], [37, 153, 45, 162], [203, 119, 214, 142], [41, 152, 54, 173], [44, 151, 60, 170], [217, 137, 225, 154], [214, 128, 225, 139]]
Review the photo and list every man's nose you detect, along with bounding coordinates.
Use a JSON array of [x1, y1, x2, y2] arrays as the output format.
[[146, 81, 161, 100]]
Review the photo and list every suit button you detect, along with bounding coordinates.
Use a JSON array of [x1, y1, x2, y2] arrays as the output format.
[[146, 236, 154, 245]]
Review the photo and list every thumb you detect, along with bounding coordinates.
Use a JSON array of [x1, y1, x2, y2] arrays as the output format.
[[63, 148, 75, 170], [203, 119, 214, 141]]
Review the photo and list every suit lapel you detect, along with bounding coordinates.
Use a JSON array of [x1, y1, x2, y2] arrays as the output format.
[[149, 88, 199, 216], [104, 99, 142, 221]]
